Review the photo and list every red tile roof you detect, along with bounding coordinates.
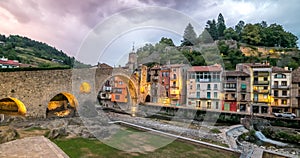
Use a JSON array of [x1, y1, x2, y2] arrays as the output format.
[[0, 60, 20, 66]]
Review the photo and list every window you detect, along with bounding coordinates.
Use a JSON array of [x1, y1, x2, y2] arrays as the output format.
[[215, 102, 219, 109], [282, 90, 287, 96], [263, 94, 268, 99], [274, 90, 278, 97], [231, 93, 236, 99], [207, 102, 211, 109], [263, 77, 268, 81], [275, 74, 286, 78], [281, 99, 287, 105], [196, 92, 200, 98], [115, 95, 120, 100], [119, 81, 123, 85], [190, 85, 193, 90], [241, 83, 246, 90], [241, 94, 246, 100], [173, 74, 177, 79], [241, 77, 246, 81], [274, 99, 278, 105], [197, 84, 200, 90], [254, 94, 258, 102], [281, 81, 287, 86], [225, 94, 228, 100], [214, 92, 218, 98], [207, 92, 211, 99], [214, 84, 218, 90], [173, 69, 176, 72], [207, 84, 211, 90], [173, 81, 176, 87]]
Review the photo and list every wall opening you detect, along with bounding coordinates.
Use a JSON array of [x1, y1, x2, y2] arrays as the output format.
[[46, 92, 78, 118], [0, 97, 26, 116], [145, 95, 151, 102]]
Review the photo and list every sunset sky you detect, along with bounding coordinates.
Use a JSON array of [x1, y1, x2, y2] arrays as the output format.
[[0, 0, 299, 65]]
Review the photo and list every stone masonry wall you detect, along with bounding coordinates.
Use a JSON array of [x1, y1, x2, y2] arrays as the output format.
[[0, 70, 72, 118]]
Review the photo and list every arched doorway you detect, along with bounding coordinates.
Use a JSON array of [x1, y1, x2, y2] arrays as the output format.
[[145, 95, 151, 102], [46, 92, 78, 118], [0, 97, 26, 116]]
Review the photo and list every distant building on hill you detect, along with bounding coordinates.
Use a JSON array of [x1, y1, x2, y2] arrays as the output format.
[[0, 56, 35, 68]]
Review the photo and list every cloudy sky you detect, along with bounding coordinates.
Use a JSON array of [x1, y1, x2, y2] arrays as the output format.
[[0, 0, 299, 65]]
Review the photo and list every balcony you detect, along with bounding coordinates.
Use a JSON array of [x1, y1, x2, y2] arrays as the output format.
[[253, 99, 269, 103], [223, 87, 236, 91], [196, 79, 220, 82], [253, 81, 269, 85], [224, 97, 236, 101], [253, 89, 269, 94], [171, 85, 179, 88], [240, 89, 247, 93], [152, 76, 159, 82], [254, 72, 269, 77], [272, 85, 289, 89]]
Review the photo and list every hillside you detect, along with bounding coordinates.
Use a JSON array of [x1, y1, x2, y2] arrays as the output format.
[[0, 34, 89, 68]]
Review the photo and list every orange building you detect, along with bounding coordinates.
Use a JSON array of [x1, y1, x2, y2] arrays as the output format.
[[111, 76, 128, 103]]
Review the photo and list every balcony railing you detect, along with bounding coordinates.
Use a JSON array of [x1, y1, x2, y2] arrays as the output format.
[[196, 79, 221, 82], [254, 72, 269, 76], [223, 87, 236, 91], [253, 89, 269, 93], [272, 85, 289, 89], [253, 81, 269, 85]]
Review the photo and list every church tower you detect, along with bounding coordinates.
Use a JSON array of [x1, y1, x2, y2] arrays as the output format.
[[126, 43, 137, 73]]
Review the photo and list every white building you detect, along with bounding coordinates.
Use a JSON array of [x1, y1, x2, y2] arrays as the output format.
[[186, 64, 223, 110]]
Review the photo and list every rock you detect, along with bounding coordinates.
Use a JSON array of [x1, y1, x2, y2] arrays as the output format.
[[0, 127, 18, 143], [47, 127, 67, 139]]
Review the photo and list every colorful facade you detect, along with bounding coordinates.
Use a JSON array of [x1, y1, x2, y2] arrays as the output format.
[[271, 67, 292, 113], [222, 71, 251, 112]]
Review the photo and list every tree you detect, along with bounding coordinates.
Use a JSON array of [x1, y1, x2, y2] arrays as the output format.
[[224, 27, 239, 40], [241, 24, 261, 45], [181, 23, 197, 46], [235, 20, 245, 40], [217, 13, 226, 39], [205, 19, 218, 40], [159, 37, 175, 46]]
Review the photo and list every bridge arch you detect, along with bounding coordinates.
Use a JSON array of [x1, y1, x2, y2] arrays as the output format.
[[0, 97, 27, 116], [96, 68, 139, 113], [46, 92, 78, 118]]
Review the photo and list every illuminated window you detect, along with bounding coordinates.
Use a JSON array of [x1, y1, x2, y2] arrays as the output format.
[[281, 99, 287, 105]]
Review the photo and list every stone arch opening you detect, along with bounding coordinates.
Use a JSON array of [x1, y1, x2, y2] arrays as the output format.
[[97, 73, 138, 114], [46, 92, 78, 118], [0, 97, 26, 116]]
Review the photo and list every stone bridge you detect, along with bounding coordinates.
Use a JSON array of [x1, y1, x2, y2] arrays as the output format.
[[0, 67, 140, 118]]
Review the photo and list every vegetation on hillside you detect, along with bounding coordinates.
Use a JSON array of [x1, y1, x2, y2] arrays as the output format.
[[136, 13, 300, 70], [0, 34, 89, 68]]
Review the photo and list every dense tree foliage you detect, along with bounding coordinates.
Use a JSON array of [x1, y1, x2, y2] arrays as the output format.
[[0, 34, 88, 68]]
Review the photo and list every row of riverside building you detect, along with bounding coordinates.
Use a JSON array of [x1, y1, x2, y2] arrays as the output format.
[[138, 62, 300, 117]]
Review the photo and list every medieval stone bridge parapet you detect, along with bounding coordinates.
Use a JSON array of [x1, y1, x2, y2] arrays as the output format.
[[0, 67, 140, 118]]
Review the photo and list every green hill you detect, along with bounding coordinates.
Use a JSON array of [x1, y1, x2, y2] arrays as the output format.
[[0, 34, 89, 68]]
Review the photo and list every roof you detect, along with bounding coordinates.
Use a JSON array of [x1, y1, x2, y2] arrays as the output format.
[[223, 71, 249, 77], [292, 67, 300, 83], [97, 63, 112, 69], [272, 66, 291, 73], [239, 63, 271, 68], [188, 64, 222, 72], [0, 60, 20, 66]]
